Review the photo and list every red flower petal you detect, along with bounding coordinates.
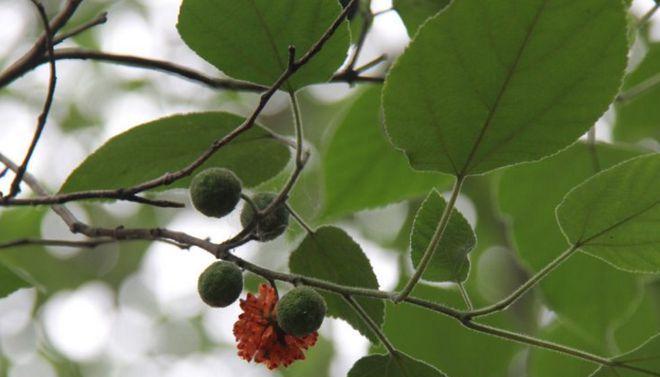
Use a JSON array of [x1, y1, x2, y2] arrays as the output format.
[[233, 284, 318, 369]]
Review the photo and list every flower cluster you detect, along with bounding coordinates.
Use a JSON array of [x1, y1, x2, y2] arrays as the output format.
[[233, 284, 318, 369]]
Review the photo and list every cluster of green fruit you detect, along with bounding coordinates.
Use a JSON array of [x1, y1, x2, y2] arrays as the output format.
[[198, 261, 327, 337], [190, 167, 326, 337], [189, 167, 289, 241]]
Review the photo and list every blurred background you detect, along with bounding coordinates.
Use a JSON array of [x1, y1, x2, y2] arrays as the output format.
[[0, 0, 658, 376]]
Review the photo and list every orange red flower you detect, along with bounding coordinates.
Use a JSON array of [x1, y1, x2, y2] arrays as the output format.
[[233, 284, 318, 369]]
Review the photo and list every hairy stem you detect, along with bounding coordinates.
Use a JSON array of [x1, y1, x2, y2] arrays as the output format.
[[458, 282, 474, 310], [467, 246, 578, 318], [343, 294, 397, 355]]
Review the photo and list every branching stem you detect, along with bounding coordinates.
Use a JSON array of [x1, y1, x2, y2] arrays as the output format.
[[466, 246, 578, 318]]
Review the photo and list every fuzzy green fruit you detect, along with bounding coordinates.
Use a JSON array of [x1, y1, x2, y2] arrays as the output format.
[[240, 192, 289, 241], [276, 287, 326, 337], [190, 168, 242, 218], [197, 261, 243, 307]]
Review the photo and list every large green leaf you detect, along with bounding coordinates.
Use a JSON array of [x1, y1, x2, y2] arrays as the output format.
[[383, 284, 520, 377], [614, 42, 660, 142], [410, 189, 475, 283], [60, 112, 290, 194], [177, 0, 350, 91], [383, 0, 628, 176], [348, 352, 446, 377], [590, 333, 660, 376], [393, 0, 450, 35], [0, 261, 32, 299], [322, 87, 450, 220], [289, 226, 384, 343], [557, 153, 660, 273], [500, 143, 645, 343]]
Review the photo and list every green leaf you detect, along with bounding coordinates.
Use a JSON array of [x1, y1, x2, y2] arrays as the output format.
[[410, 189, 475, 283], [557, 153, 660, 273], [500, 143, 645, 343], [289, 226, 383, 343], [177, 0, 350, 91], [322, 87, 450, 220], [382, 284, 520, 377], [394, 0, 450, 35], [0, 261, 32, 299], [348, 352, 447, 377], [60, 112, 290, 194], [590, 333, 660, 376], [614, 42, 660, 142], [383, 0, 628, 176]]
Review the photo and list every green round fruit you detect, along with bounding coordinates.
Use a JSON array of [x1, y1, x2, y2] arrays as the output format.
[[190, 168, 242, 218], [276, 287, 326, 337], [197, 261, 243, 307], [240, 192, 289, 241]]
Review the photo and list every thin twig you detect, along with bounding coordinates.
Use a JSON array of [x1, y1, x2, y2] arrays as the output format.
[[5, 0, 58, 199], [354, 54, 387, 74], [345, 12, 373, 73], [52, 12, 108, 45], [637, 2, 659, 30], [285, 203, 314, 235], [457, 282, 474, 310], [0, 238, 117, 249], [0, 237, 190, 250], [466, 246, 578, 318], [616, 73, 660, 103], [0, 0, 82, 88], [343, 294, 397, 354], [33, 48, 266, 91], [2, 48, 384, 90], [2, 192, 184, 208]]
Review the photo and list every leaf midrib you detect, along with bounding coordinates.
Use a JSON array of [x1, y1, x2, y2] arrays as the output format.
[[458, 0, 548, 177], [578, 200, 659, 246]]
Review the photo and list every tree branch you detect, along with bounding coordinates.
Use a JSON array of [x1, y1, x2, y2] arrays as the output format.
[[466, 246, 578, 318], [0, 237, 190, 250], [0, 0, 82, 88], [1, 48, 384, 91], [343, 294, 397, 354], [52, 12, 108, 45], [4, 1, 58, 200], [1, 152, 653, 375]]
